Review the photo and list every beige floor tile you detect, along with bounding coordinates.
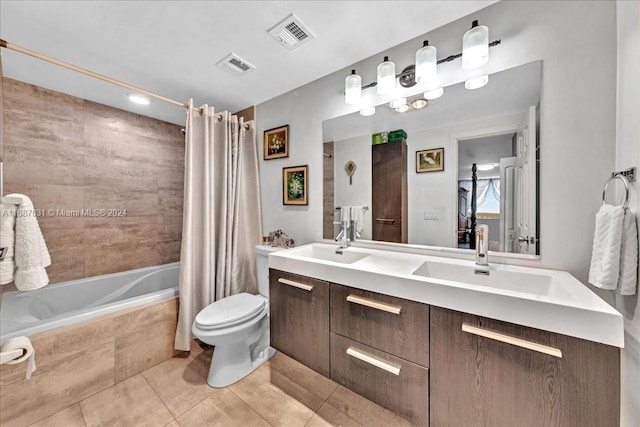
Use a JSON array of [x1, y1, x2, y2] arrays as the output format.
[[229, 364, 317, 427], [80, 374, 173, 427], [189, 339, 213, 369], [29, 404, 86, 427], [163, 421, 180, 427], [305, 402, 364, 427], [326, 386, 412, 427], [269, 351, 338, 400], [176, 388, 270, 427], [142, 356, 215, 418]]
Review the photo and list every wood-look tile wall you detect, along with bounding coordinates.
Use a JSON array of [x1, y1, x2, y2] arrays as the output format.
[[2, 78, 184, 285], [0, 297, 178, 426]]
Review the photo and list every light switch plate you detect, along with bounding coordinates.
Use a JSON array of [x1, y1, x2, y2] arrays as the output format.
[[424, 210, 439, 220]]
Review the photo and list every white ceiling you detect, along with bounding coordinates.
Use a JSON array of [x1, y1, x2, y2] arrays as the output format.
[[0, 1, 495, 125]]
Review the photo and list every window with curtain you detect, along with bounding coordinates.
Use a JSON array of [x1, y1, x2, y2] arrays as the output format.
[[459, 178, 501, 219]]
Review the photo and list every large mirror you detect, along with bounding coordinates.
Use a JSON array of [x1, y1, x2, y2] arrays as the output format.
[[323, 61, 541, 256]]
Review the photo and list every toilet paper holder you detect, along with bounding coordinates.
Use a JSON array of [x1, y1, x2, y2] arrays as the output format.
[[0, 348, 25, 365]]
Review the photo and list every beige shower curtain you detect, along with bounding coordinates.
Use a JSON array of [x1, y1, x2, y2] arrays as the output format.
[[174, 99, 262, 351]]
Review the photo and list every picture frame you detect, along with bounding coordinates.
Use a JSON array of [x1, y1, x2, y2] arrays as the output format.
[[283, 165, 308, 205], [416, 148, 444, 173], [264, 125, 289, 160]]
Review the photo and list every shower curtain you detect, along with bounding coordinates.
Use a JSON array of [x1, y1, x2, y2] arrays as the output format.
[[174, 99, 262, 351]]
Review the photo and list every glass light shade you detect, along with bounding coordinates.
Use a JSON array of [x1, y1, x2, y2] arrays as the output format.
[[377, 56, 396, 95], [415, 41, 437, 85], [477, 163, 496, 171], [360, 106, 375, 116], [424, 87, 444, 100], [410, 98, 428, 109], [344, 69, 362, 105], [389, 98, 407, 109], [462, 20, 489, 70], [465, 75, 489, 90], [394, 104, 410, 113]]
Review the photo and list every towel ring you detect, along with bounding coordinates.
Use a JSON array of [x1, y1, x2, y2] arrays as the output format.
[[602, 174, 630, 209]]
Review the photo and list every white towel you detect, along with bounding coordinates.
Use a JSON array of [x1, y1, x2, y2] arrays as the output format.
[[350, 206, 365, 237], [0, 203, 17, 285], [6, 194, 51, 291], [617, 210, 638, 295], [589, 204, 625, 290]]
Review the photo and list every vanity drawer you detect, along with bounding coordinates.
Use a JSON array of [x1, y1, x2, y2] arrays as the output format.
[[269, 269, 330, 377], [330, 332, 429, 426], [330, 284, 429, 367]]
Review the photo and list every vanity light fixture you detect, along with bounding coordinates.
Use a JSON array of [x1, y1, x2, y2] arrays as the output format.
[[415, 40, 437, 85], [128, 93, 150, 105], [360, 106, 376, 116], [465, 75, 489, 90], [377, 56, 396, 95], [389, 98, 407, 109], [410, 98, 428, 109], [424, 87, 444, 100], [344, 69, 362, 105], [462, 20, 489, 70]]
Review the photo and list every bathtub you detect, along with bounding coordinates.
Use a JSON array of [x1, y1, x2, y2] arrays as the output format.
[[0, 262, 179, 340]]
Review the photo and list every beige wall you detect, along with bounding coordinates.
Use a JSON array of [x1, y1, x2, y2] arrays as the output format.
[[2, 78, 184, 286]]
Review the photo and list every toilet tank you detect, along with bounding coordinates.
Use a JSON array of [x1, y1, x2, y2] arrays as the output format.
[[255, 245, 285, 298]]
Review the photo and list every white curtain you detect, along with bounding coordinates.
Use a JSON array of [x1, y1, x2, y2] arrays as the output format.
[[459, 178, 500, 212], [174, 100, 262, 351]]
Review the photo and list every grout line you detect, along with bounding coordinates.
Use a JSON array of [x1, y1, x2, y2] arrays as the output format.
[[140, 371, 181, 420], [227, 387, 275, 427]]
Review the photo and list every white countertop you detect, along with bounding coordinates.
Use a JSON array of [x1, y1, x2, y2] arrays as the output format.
[[269, 243, 624, 348]]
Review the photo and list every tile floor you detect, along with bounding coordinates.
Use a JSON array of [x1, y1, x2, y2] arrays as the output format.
[[28, 340, 413, 427]]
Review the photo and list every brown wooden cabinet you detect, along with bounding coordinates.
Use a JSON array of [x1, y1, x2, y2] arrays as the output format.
[[372, 141, 407, 243], [430, 306, 620, 427], [268, 269, 330, 377], [329, 284, 429, 426]]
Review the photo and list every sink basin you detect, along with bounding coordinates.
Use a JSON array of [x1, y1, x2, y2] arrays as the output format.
[[289, 244, 370, 264], [412, 260, 574, 300]]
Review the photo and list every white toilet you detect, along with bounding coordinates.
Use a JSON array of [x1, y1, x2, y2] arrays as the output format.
[[192, 245, 282, 387]]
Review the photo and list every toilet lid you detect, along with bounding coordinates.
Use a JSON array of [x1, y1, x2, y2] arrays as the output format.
[[194, 293, 266, 330]]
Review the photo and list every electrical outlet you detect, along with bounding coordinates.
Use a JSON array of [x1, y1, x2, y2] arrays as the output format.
[[423, 210, 439, 220]]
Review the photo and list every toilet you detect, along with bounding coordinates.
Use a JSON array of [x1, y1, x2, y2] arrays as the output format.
[[192, 244, 283, 387]]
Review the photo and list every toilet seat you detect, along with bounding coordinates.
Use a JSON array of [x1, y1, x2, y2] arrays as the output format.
[[194, 293, 266, 331]]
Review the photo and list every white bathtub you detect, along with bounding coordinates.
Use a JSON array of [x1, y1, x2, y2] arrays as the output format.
[[0, 263, 179, 340]]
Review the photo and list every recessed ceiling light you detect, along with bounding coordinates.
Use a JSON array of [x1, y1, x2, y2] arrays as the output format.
[[360, 106, 375, 116], [476, 163, 496, 171], [411, 98, 428, 109], [394, 104, 410, 113], [465, 75, 489, 90], [389, 98, 407, 109], [424, 87, 443, 100], [128, 93, 150, 105]]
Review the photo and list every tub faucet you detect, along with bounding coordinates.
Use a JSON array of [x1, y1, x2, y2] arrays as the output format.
[[475, 224, 489, 266], [334, 220, 350, 252]]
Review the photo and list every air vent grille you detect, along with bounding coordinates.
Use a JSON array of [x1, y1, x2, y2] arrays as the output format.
[[268, 13, 315, 50], [216, 53, 256, 77]]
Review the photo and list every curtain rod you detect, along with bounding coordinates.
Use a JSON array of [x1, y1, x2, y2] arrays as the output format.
[[0, 39, 203, 114]]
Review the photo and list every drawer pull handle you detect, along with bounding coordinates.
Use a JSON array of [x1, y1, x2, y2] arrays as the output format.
[[346, 295, 401, 314], [461, 323, 563, 358], [278, 278, 314, 292], [375, 218, 396, 224], [346, 347, 401, 375]]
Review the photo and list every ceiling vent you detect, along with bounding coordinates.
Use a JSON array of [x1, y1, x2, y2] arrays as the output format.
[[268, 13, 315, 50], [216, 53, 256, 77]]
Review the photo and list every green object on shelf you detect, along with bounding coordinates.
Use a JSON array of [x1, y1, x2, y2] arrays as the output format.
[[389, 129, 407, 140], [372, 132, 389, 145]]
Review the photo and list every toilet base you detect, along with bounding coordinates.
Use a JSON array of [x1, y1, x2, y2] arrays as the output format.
[[207, 344, 275, 388]]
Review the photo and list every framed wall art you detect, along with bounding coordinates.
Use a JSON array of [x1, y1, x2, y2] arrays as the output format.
[[416, 148, 444, 173], [283, 165, 308, 205], [264, 125, 289, 160]]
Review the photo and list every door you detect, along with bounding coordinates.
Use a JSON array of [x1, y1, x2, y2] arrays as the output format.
[[515, 106, 537, 254], [499, 157, 517, 252]]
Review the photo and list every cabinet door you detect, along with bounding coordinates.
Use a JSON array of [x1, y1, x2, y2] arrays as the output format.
[[269, 269, 330, 377], [430, 307, 619, 427], [372, 141, 407, 243]]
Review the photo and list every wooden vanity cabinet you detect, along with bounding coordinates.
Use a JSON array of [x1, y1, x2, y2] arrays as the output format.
[[268, 269, 330, 377], [372, 140, 407, 243], [430, 306, 620, 427], [329, 284, 429, 426]]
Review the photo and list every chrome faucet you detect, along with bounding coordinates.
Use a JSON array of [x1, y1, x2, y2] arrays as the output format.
[[475, 224, 489, 266], [334, 220, 350, 251]]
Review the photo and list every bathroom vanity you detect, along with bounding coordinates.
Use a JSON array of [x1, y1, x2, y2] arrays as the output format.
[[268, 243, 622, 426]]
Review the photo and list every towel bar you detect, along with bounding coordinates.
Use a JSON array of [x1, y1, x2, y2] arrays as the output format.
[[602, 174, 630, 210]]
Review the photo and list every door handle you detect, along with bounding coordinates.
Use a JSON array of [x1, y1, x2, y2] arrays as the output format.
[[346, 346, 401, 375], [277, 278, 314, 292], [462, 323, 562, 358], [346, 295, 402, 315], [375, 218, 396, 224]]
